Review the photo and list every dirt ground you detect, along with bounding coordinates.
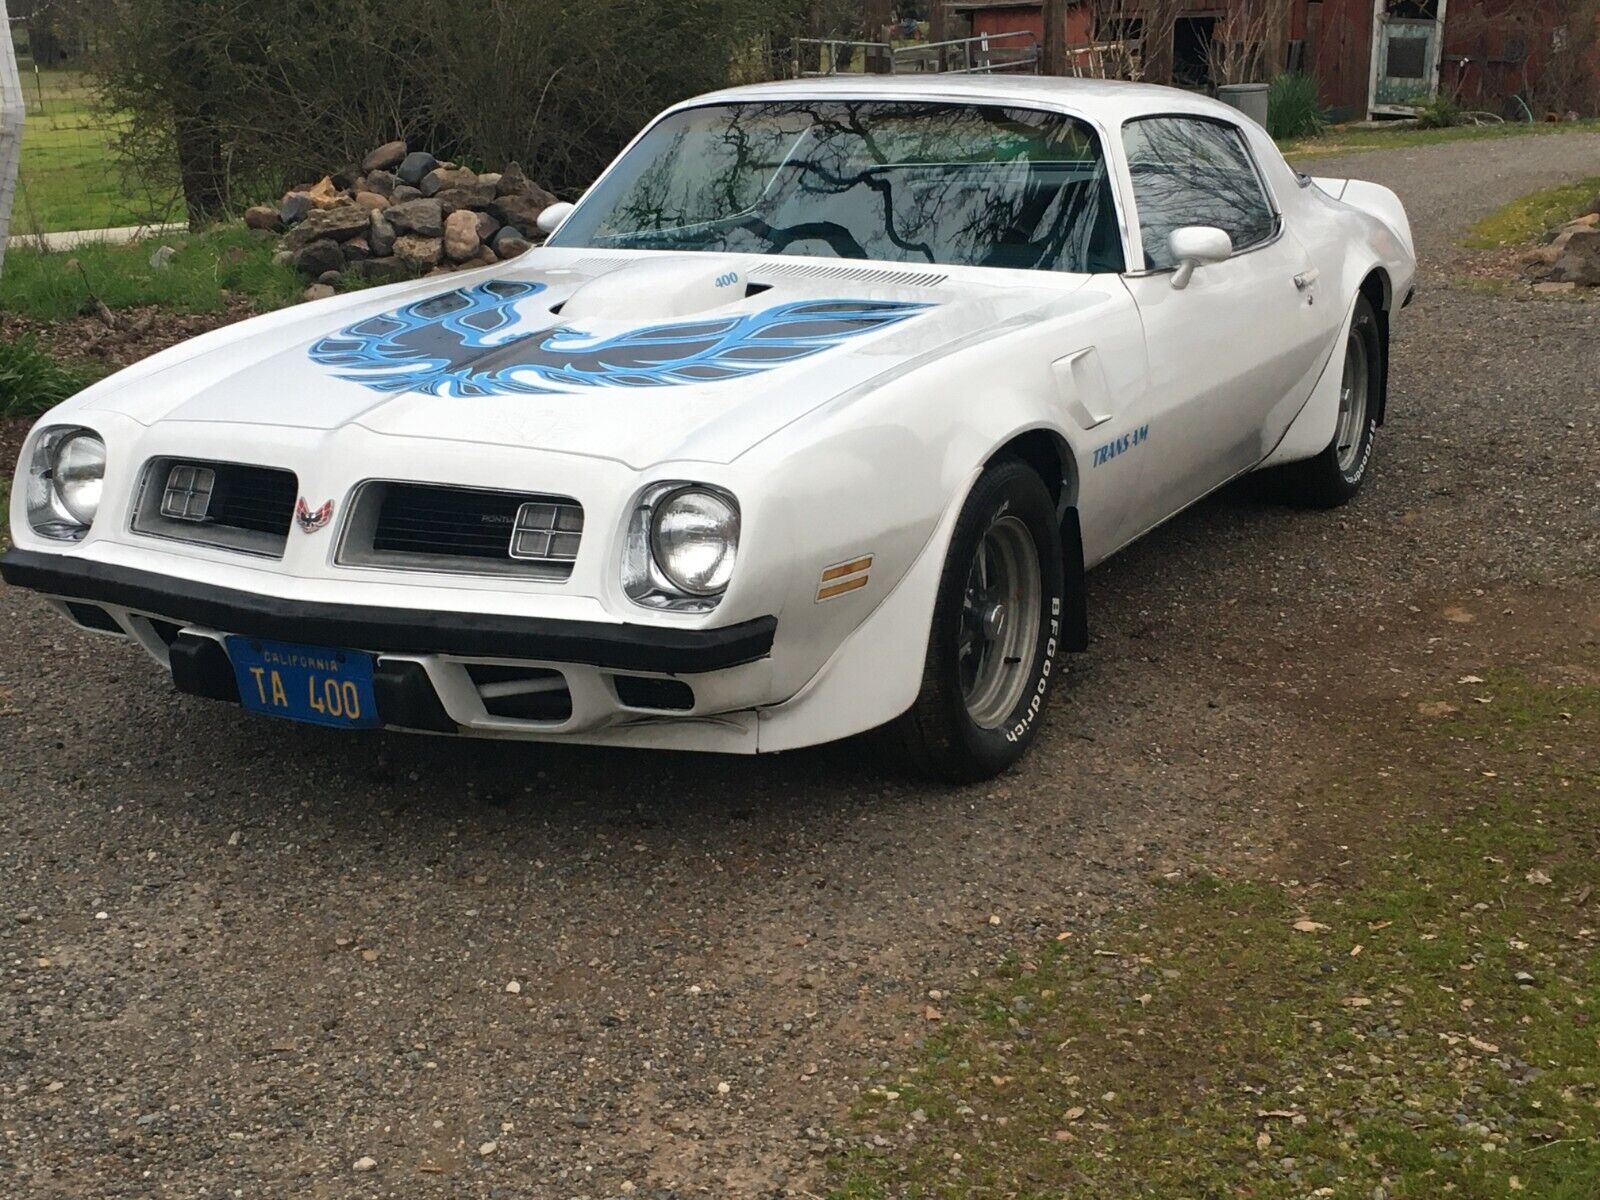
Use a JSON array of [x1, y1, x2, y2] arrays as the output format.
[[1, 132, 1598, 1199]]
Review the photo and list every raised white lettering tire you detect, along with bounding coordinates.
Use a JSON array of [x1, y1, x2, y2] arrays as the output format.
[[884, 459, 1065, 782]]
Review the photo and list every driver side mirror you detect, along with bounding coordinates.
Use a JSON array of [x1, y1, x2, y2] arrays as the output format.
[[536, 201, 576, 236], [1168, 226, 1233, 290]]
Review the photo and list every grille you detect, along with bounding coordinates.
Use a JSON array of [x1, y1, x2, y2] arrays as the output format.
[[341, 482, 583, 579], [133, 459, 299, 558]]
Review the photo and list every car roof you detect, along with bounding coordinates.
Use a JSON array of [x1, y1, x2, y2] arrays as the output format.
[[670, 74, 1254, 129]]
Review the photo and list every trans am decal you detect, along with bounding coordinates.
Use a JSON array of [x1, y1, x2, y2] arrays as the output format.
[[308, 280, 930, 398]]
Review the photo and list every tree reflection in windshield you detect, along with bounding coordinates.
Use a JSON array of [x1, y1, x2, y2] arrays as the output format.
[[549, 101, 1126, 275]]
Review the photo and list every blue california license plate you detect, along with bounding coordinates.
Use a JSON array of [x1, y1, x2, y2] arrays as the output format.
[[226, 637, 380, 729]]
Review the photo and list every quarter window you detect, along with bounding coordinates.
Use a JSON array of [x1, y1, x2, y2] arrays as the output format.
[[1122, 117, 1278, 270]]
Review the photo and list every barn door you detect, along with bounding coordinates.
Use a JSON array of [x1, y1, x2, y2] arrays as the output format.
[[1371, 1, 1447, 113]]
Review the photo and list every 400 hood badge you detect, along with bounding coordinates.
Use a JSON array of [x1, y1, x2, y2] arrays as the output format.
[[308, 280, 931, 399]]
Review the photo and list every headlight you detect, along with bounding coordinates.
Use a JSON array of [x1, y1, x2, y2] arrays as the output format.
[[651, 488, 739, 596], [54, 432, 106, 524], [25, 427, 106, 540], [623, 483, 740, 612]]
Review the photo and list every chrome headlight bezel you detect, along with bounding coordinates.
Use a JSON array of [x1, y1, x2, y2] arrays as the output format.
[[25, 426, 107, 541], [622, 482, 740, 613]]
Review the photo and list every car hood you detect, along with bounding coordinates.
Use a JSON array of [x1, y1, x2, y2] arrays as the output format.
[[81, 250, 1086, 468]]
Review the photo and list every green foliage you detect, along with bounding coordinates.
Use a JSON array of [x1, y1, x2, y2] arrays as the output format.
[[0, 337, 107, 419], [1412, 92, 1466, 130], [1266, 72, 1325, 141], [88, 0, 803, 224], [0, 227, 305, 322], [1463, 176, 1600, 248]]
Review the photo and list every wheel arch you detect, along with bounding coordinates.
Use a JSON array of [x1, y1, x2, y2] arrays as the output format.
[[1357, 267, 1393, 426]]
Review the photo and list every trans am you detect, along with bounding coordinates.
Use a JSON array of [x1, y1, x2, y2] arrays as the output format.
[[3, 77, 1415, 781]]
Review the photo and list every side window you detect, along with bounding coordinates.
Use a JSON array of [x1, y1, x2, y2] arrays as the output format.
[[1122, 117, 1278, 270]]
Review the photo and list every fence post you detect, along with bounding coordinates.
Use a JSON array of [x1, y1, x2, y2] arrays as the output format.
[[0, 0, 25, 277]]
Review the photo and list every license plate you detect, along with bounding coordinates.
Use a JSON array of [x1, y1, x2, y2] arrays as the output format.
[[226, 637, 380, 729]]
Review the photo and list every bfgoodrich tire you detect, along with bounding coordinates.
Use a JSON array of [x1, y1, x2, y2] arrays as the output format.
[[885, 459, 1066, 783], [1272, 293, 1384, 509]]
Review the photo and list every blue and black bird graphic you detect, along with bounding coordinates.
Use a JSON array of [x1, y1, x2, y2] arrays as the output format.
[[308, 279, 931, 399]]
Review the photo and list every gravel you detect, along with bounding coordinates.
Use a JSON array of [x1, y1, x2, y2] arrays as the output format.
[[2, 133, 1597, 1199]]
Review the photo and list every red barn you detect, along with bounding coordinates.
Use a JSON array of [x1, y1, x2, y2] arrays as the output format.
[[948, 0, 1598, 121]]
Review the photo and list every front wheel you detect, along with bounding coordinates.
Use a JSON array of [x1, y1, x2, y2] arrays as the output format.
[[1272, 293, 1383, 509], [884, 460, 1066, 783]]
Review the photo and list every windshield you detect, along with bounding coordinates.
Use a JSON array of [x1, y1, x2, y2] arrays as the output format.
[[548, 100, 1125, 274]]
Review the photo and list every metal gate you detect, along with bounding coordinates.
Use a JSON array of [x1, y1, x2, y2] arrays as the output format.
[[793, 32, 1040, 78]]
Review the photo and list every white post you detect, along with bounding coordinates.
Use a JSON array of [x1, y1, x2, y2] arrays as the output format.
[[0, 0, 25, 276]]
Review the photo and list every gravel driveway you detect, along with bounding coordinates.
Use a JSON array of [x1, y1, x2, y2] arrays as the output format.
[[3, 132, 1598, 1200]]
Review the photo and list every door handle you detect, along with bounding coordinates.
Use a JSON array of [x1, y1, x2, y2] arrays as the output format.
[[1294, 269, 1322, 291]]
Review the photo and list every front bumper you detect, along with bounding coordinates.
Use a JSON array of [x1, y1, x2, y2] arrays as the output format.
[[0, 548, 776, 674], [1, 547, 781, 747]]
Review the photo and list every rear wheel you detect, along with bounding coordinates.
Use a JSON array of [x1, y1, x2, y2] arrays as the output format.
[[1273, 293, 1383, 509], [885, 460, 1065, 783]]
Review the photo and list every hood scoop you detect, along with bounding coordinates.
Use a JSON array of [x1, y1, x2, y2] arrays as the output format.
[[559, 257, 750, 324]]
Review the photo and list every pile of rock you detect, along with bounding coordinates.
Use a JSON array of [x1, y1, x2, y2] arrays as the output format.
[[244, 140, 560, 300], [1522, 193, 1600, 293]]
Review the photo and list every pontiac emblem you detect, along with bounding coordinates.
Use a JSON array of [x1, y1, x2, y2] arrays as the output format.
[[295, 498, 334, 534]]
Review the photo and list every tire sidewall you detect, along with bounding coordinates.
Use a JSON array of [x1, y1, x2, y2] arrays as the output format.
[[930, 463, 1066, 775], [1338, 299, 1382, 490]]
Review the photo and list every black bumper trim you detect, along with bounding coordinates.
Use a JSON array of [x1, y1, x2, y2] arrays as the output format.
[[2, 549, 776, 675]]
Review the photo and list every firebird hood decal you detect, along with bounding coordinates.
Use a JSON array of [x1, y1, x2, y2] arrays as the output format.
[[308, 280, 932, 398]]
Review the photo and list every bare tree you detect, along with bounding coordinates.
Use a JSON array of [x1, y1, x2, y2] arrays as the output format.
[[1206, 0, 1294, 86]]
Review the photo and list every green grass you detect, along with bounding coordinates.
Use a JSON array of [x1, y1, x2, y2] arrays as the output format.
[[832, 671, 1600, 1199], [0, 226, 304, 322], [12, 68, 182, 235], [1463, 177, 1600, 249], [1281, 117, 1600, 161], [0, 336, 107, 419]]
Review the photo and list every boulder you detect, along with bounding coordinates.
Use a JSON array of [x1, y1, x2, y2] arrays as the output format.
[[491, 227, 533, 260], [478, 173, 502, 192], [305, 176, 347, 210], [354, 191, 389, 212], [488, 193, 555, 234], [420, 167, 481, 198], [1551, 228, 1600, 286], [363, 140, 408, 174], [330, 166, 361, 193], [473, 211, 502, 242], [394, 234, 444, 270], [443, 209, 482, 262], [363, 169, 397, 198], [397, 151, 437, 186], [303, 283, 337, 302], [496, 161, 534, 197], [244, 204, 281, 233], [369, 212, 397, 258], [279, 193, 314, 226], [283, 204, 373, 250], [434, 183, 499, 213], [390, 184, 424, 205], [343, 237, 372, 263], [347, 257, 411, 285], [271, 248, 295, 268], [294, 239, 346, 277], [318, 269, 343, 286], [470, 246, 500, 269], [384, 198, 444, 238]]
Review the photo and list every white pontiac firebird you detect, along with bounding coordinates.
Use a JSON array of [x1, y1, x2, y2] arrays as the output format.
[[5, 77, 1414, 781]]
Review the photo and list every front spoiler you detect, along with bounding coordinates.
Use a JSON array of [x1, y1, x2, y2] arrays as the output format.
[[0, 548, 777, 675]]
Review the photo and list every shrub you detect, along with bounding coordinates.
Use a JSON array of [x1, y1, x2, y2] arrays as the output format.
[[1413, 93, 1466, 130], [0, 337, 107, 419], [1267, 72, 1325, 140], [89, 0, 803, 227]]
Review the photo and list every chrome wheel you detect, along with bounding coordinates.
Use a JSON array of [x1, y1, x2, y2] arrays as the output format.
[[1335, 332, 1370, 475], [959, 515, 1042, 729]]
